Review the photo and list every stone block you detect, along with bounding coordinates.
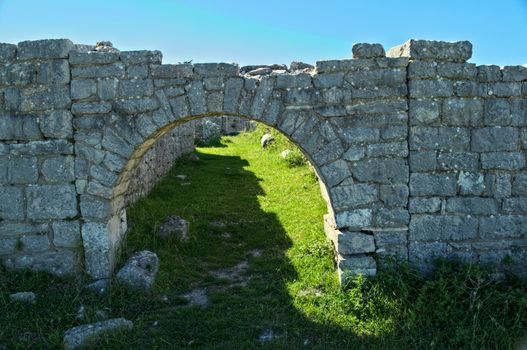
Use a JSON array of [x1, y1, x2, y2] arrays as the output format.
[[151, 64, 193, 78], [114, 98, 159, 115], [502, 65, 527, 81], [481, 152, 525, 170], [37, 59, 70, 84], [250, 76, 274, 116], [82, 222, 111, 278], [346, 99, 407, 115], [336, 231, 376, 254], [335, 209, 372, 230], [409, 80, 453, 98], [338, 255, 376, 284], [52, 221, 81, 248], [20, 85, 71, 112], [351, 159, 409, 184], [445, 197, 498, 215], [410, 173, 457, 196], [409, 99, 440, 125], [409, 215, 478, 241], [118, 79, 154, 97], [0, 186, 24, 220], [0, 115, 41, 141], [40, 110, 73, 139], [320, 159, 351, 187], [69, 51, 120, 65], [458, 172, 485, 195], [20, 235, 49, 252], [487, 82, 522, 97], [380, 184, 409, 207], [511, 99, 527, 126], [41, 156, 75, 182], [479, 216, 527, 238], [97, 78, 119, 100], [185, 80, 206, 115], [312, 73, 344, 88], [72, 102, 112, 115], [276, 73, 312, 88], [0, 43, 16, 62], [409, 151, 436, 171], [410, 127, 469, 151], [331, 184, 377, 211], [71, 80, 96, 100], [373, 207, 410, 227], [0, 156, 38, 184], [194, 63, 239, 77], [352, 43, 385, 58], [3, 250, 78, 276], [120, 50, 162, 64], [127, 65, 149, 79], [437, 152, 478, 171], [27, 184, 77, 219], [409, 197, 441, 213], [437, 62, 477, 79], [453, 80, 484, 97], [503, 198, 527, 213], [477, 65, 501, 82], [80, 195, 110, 219], [387, 39, 472, 62], [512, 172, 527, 196], [442, 98, 483, 126], [17, 39, 74, 60], [366, 141, 408, 158], [484, 99, 511, 125], [72, 64, 125, 79]]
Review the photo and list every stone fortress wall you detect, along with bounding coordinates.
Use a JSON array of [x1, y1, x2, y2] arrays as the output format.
[[0, 38, 525, 283]]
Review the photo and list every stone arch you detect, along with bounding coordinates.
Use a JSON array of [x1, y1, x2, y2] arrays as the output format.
[[75, 68, 350, 279]]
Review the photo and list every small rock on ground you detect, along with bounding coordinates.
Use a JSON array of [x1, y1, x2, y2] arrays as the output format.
[[261, 134, 275, 148], [10, 292, 36, 303], [175, 174, 187, 181], [85, 279, 111, 295], [188, 153, 200, 162], [158, 215, 189, 241], [116, 250, 159, 291], [182, 288, 209, 307], [63, 318, 133, 350], [258, 329, 279, 342], [246, 67, 272, 76], [281, 149, 292, 158]]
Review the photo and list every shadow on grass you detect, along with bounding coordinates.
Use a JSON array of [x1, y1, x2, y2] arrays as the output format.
[[1, 148, 526, 349]]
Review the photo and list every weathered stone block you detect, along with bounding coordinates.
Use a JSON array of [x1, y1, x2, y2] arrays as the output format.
[[17, 39, 73, 60], [335, 209, 372, 230], [69, 51, 120, 65], [410, 173, 456, 196], [437, 152, 478, 171], [458, 172, 485, 195], [409, 151, 436, 171], [336, 231, 376, 254], [351, 159, 409, 184], [338, 255, 376, 283], [81, 222, 111, 278], [477, 65, 501, 82], [320, 159, 351, 187], [409, 80, 453, 98], [408, 61, 437, 78], [503, 198, 527, 213], [40, 110, 73, 139], [151, 64, 193, 78], [20, 235, 49, 252], [194, 63, 238, 77], [20, 85, 71, 112], [36, 59, 70, 85], [387, 40, 472, 62], [127, 65, 149, 79], [501, 65, 527, 81], [72, 102, 112, 115], [27, 184, 77, 219], [487, 82, 522, 97], [410, 127, 469, 151], [442, 98, 483, 126], [97, 78, 119, 100], [472, 127, 518, 152], [0, 43, 16, 62], [72, 64, 125, 79], [437, 62, 477, 79], [118, 79, 154, 97], [331, 184, 377, 211], [52, 221, 81, 248], [409, 215, 478, 241], [114, 98, 159, 115], [479, 216, 527, 238], [511, 99, 527, 126], [373, 207, 410, 227], [313, 73, 344, 88], [0, 115, 41, 141], [276, 73, 312, 88], [512, 172, 527, 196], [250, 77, 274, 116], [186, 80, 206, 115], [409, 197, 441, 213], [346, 99, 407, 115], [41, 156, 75, 182], [80, 195, 110, 219], [352, 43, 385, 58], [481, 152, 525, 170], [484, 99, 511, 125], [445, 197, 498, 215], [366, 141, 408, 158], [380, 184, 409, 207], [71, 79, 96, 100], [3, 250, 78, 276], [409, 99, 440, 125], [120, 50, 162, 64], [0, 156, 38, 184], [0, 186, 24, 220]]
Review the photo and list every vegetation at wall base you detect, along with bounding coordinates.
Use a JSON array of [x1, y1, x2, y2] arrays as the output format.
[[1, 124, 526, 349]]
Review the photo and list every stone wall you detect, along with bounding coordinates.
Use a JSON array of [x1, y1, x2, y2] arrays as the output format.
[[0, 38, 525, 283], [125, 121, 195, 206]]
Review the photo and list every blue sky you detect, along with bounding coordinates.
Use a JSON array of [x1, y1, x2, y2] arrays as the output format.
[[0, 0, 526, 66]]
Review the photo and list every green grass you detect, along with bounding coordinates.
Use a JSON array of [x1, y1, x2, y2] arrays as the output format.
[[1, 124, 526, 349]]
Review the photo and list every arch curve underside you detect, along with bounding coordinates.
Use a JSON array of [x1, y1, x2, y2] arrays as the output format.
[[0, 38, 526, 283]]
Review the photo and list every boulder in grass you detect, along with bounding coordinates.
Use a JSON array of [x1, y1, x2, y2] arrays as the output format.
[[116, 250, 158, 291], [9, 291, 36, 303], [261, 134, 275, 148], [63, 318, 133, 350], [158, 215, 189, 241]]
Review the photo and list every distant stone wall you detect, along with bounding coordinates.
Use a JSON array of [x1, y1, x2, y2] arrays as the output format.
[[125, 121, 195, 206], [0, 38, 525, 284]]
